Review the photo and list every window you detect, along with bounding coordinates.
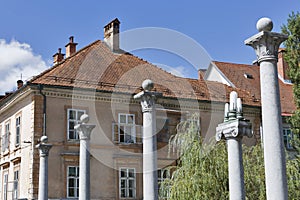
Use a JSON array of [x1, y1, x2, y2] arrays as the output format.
[[15, 116, 21, 146], [2, 122, 10, 152], [3, 172, 8, 200], [157, 117, 169, 143], [118, 114, 136, 143], [119, 168, 136, 198], [13, 170, 19, 200], [67, 109, 86, 140], [67, 166, 79, 198], [158, 169, 170, 199], [283, 127, 293, 149]]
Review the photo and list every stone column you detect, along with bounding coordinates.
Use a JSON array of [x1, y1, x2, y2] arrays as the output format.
[[36, 136, 52, 200], [245, 17, 288, 200], [216, 91, 252, 200], [75, 114, 96, 200], [134, 79, 161, 200]]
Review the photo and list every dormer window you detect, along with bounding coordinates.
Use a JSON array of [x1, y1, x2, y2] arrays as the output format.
[[244, 73, 253, 79]]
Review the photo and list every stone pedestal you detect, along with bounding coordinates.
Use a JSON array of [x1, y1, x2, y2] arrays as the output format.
[[36, 136, 52, 200], [75, 114, 96, 200], [245, 17, 288, 200], [134, 79, 161, 200], [216, 92, 252, 200]]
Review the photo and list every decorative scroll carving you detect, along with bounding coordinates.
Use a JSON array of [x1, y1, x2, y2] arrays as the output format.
[[245, 32, 288, 63], [36, 143, 52, 157]]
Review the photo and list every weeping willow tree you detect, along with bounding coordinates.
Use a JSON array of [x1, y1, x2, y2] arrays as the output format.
[[160, 114, 300, 200]]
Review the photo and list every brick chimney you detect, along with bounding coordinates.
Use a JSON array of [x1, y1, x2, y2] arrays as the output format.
[[17, 80, 23, 89], [65, 36, 77, 58], [277, 48, 289, 80], [104, 18, 120, 52], [198, 69, 206, 81], [53, 48, 65, 65]]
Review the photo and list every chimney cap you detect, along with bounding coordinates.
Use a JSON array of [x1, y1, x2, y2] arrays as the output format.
[[104, 18, 120, 28], [53, 48, 65, 57], [65, 36, 78, 47], [17, 80, 24, 89]]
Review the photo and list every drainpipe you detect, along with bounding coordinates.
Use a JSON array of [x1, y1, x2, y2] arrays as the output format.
[[38, 84, 47, 136]]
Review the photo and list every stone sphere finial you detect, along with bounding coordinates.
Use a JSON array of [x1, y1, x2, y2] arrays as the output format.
[[142, 79, 154, 91], [40, 135, 48, 143], [256, 17, 273, 32], [80, 114, 90, 124]]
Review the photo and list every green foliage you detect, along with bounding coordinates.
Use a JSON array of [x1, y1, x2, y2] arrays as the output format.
[[281, 12, 300, 199], [160, 115, 300, 199], [282, 12, 300, 134], [165, 114, 229, 199]]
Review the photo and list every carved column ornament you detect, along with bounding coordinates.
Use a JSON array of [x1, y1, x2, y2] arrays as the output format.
[[216, 119, 252, 141], [77, 125, 95, 140], [37, 144, 52, 157], [245, 31, 288, 63]]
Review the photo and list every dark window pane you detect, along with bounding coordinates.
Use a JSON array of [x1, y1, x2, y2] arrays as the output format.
[[68, 188, 74, 197], [121, 189, 126, 197], [128, 115, 134, 124], [121, 179, 126, 188], [69, 121, 75, 130], [69, 110, 76, 120], [121, 169, 126, 177], [129, 189, 133, 197], [120, 115, 126, 123], [69, 131, 75, 139], [128, 169, 134, 177], [68, 167, 76, 176], [129, 179, 134, 188], [68, 179, 75, 187]]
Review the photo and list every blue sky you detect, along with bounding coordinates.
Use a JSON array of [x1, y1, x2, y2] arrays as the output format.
[[0, 0, 299, 94]]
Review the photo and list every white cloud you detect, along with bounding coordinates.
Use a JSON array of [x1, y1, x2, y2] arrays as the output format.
[[0, 39, 49, 95], [154, 63, 189, 77], [167, 66, 187, 77]]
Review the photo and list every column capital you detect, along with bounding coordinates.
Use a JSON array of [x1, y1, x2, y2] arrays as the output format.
[[75, 114, 96, 140], [36, 143, 52, 157], [245, 31, 287, 63], [216, 119, 252, 141], [76, 124, 96, 140], [133, 79, 162, 113]]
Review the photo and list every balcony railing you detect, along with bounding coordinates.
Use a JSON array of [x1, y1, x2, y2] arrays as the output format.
[[112, 123, 143, 144]]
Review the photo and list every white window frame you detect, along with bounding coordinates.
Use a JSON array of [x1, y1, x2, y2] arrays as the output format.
[[67, 109, 86, 140], [13, 169, 19, 200], [2, 122, 10, 152], [158, 168, 170, 199], [283, 127, 293, 149], [119, 168, 136, 198], [67, 166, 79, 198], [15, 116, 21, 147], [3, 172, 8, 200], [118, 114, 136, 143]]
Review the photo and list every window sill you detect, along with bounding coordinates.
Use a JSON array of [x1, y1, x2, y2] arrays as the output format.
[[67, 139, 80, 143], [14, 145, 21, 151], [2, 150, 10, 156]]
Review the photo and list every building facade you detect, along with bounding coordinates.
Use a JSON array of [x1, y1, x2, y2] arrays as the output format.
[[0, 18, 282, 200]]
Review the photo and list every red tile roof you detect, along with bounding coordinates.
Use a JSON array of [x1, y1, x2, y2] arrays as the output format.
[[213, 61, 295, 115], [29, 40, 260, 107]]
